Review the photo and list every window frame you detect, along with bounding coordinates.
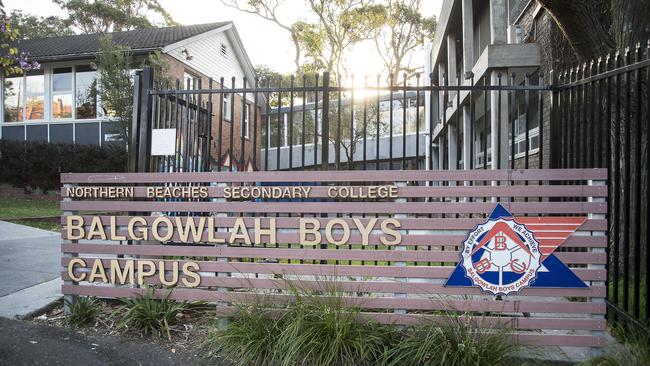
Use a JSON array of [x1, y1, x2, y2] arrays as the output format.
[[223, 93, 232, 121], [242, 103, 250, 139]]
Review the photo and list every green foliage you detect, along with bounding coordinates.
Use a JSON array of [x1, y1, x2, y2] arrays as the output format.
[[8, 10, 73, 39], [65, 296, 100, 327], [117, 289, 189, 340], [96, 35, 134, 143], [274, 286, 393, 366], [53, 0, 177, 34], [204, 303, 281, 366], [0, 139, 127, 193], [384, 314, 525, 366], [580, 325, 650, 366], [206, 283, 395, 366], [0, 13, 40, 76]]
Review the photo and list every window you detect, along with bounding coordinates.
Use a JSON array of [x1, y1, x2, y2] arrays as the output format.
[[52, 67, 73, 119], [25, 70, 45, 120], [242, 103, 250, 138], [220, 43, 227, 57], [75, 65, 97, 119], [4, 76, 23, 122], [183, 71, 199, 90], [223, 94, 232, 120], [512, 114, 540, 158]]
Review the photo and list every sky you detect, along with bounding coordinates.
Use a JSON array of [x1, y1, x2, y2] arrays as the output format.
[[5, 0, 443, 78]]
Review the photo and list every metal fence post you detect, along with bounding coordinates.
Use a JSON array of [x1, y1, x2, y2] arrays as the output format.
[[129, 72, 142, 172], [137, 67, 154, 172], [321, 72, 330, 170]]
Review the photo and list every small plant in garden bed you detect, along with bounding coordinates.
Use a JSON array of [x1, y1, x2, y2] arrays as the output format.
[[116, 288, 191, 340], [383, 313, 528, 366], [65, 296, 100, 327], [580, 324, 650, 366]]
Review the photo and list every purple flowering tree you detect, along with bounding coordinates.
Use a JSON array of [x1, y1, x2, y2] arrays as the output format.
[[0, 2, 39, 76]]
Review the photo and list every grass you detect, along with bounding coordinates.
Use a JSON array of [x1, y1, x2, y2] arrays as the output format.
[[204, 281, 529, 366], [384, 314, 527, 366], [608, 279, 648, 325], [580, 324, 650, 366], [205, 282, 394, 366], [0, 197, 61, 231], [116, 288, 190, 340], [65, 296, 100, 327]]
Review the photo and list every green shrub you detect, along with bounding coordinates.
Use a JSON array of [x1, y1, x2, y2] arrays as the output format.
[[384, 314, 525, 366], [204, 303, 281, 366], [0, 139, 127, 193], [65, 296, 99, 327], [117, 289, 188, 339], [206, 283, 394, 366], [580, 325, 650, 366]]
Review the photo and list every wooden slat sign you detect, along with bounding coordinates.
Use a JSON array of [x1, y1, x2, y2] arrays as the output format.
[[60, 169, 608, 350]]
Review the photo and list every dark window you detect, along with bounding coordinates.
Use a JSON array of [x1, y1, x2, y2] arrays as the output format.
[[26, 124, 47, 142], [50, 123, 73, 144], [1, 125, 24, 141], [75, 122, 99, 145]]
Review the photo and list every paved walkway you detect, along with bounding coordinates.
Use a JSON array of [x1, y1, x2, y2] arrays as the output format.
[[0, 221, 61, 318], [0, 317, 207, 366]]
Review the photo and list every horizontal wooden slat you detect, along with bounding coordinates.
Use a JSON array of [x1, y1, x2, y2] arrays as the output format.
[[60, 169, 607, 184], [60, 215, 609, 231], [59, 184, 608, 198], [60, 200, 607, 214], [61, 285, 606, 314], [60, 243, 606, 264], [214, 306, 606, 330], [62, 258, 608, 283], [59, 228, 607, 248]]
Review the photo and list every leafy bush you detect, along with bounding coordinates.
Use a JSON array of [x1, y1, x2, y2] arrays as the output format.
[[383, 314, 524, 366], [581, 325, 650, 366], [204, 303, 281, 366], [206, 283, 394, 366], [65, 296, 99, 327], [117, 289, 188, 340], [0, 139, 127, 193]]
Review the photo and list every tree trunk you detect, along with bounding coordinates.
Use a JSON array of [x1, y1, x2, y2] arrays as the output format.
[[536, 0, 614, 61]]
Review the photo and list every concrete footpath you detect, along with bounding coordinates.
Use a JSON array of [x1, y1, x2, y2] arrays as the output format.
[[0, 317, 205, 366], [0, 221, 61, 318]]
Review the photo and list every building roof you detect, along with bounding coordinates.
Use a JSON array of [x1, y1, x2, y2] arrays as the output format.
[[15, 22, 230, 62]]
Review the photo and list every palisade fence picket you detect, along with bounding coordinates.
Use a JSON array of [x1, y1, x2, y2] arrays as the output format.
[[552, 41, 650, 330], [60, 169, 607, 352]]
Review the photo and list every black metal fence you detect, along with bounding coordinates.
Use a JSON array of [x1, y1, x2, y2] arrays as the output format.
[[552, 41, 650, 329]]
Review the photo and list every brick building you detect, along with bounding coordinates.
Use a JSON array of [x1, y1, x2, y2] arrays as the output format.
[[3, 22, 261, 171], [424, 0, 573, 171]]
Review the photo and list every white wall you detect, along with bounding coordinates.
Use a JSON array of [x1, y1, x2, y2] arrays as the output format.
[[166, 30, 253, 96]]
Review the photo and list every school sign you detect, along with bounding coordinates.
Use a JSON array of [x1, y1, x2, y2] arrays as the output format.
[[60, 169, 607, 351]]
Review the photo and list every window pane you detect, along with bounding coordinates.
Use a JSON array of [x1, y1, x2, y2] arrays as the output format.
[[76, 66, 97, 119], [4, 77, 23, 122], [25, 72, 44, 120], [52, 94, 73, 119], [52, 67, 72, 92]]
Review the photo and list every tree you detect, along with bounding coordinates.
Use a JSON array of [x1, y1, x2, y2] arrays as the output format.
[[221, 0, 302, 73], [374, 0, 435, 84], [0, 3, 39, 76], [96, 36, 169, 146], [8, 10, 73, 39], [300, 0, 386, 82], [536, 0, 650, 62], [54, 0, 177, 34], [96, 36, 134, 143]]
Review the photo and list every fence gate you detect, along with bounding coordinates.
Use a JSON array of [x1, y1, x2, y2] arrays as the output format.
[[60, 168, 608, 355]]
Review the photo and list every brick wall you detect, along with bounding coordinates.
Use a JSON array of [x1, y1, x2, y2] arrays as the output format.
[[514, 6, 578, 169], [161, 54, 262, 171]]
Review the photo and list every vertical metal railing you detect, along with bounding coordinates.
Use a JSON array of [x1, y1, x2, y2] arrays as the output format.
[[552, 41, 650, 330]]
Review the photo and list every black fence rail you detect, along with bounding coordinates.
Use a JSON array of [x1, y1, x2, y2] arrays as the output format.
[[552, 41, 650, 329]]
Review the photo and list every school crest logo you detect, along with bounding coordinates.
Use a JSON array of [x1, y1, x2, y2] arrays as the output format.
[[445, 204, 588, 295]]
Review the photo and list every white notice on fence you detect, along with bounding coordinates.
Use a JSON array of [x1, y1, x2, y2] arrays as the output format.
[[150, 129, 176, 156]]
